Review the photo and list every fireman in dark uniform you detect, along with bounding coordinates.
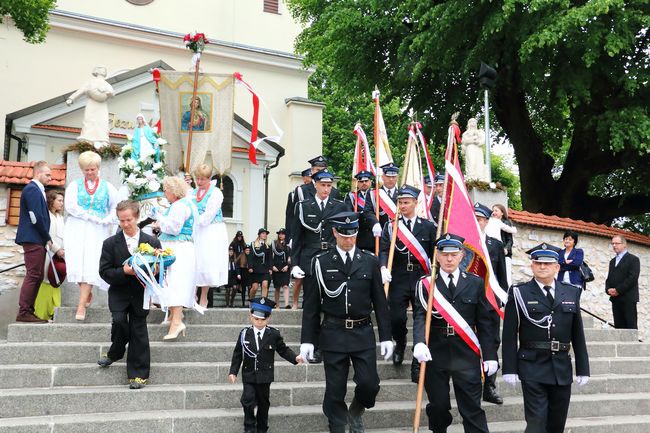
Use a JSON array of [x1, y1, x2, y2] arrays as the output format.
[[502, 244, 590, 433], [290, 169, 351, 363], [379, 185, 437, 366], [344, 170, 382, 251], [228, 297, 302, 433], [300, 211, 392, 433], [430, 174, 445, 227], [364, 162, 400, 228], [474, 202, 508, 405]]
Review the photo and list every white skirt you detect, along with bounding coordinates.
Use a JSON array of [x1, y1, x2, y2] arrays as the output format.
[[160, 240, 196, 308], [194, 221, 229, 287], [63, 215, 113, 290]]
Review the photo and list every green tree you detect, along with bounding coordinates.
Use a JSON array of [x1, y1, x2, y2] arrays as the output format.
[[287, 0, 650, 226], [0, 0, 57, 44]]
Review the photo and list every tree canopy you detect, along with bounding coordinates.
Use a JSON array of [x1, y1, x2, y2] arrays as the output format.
[[0, 0, 56, 44], [287, 0, 650, 227]]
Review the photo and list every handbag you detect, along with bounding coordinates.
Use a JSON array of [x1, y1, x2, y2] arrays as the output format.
[[579, 261, 595, 283], [47, 252, 67, 288]]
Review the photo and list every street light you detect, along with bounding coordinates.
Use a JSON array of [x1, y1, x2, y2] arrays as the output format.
[[479, 62, 496, 183]]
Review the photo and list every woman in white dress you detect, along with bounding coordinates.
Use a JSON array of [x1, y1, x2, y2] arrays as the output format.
[[192, 164, 229, 307], [152, 176, 198, 340], [64, 151, 118, 321]]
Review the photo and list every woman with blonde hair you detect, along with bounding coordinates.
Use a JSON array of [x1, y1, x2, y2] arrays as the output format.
[[64, 151, 118, 321], [152, 176, 199, 340], [489, 203, 517, 286], [34, 190, 66, 320], [247, 228, 272, 299], [191, 164, 228, 307]]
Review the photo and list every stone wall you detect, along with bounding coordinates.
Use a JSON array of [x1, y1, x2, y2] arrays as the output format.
[[0, 187, 24, 295], [511, 224, 649, 340]]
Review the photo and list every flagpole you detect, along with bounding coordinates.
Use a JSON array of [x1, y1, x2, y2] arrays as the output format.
[[373, 87, 381, 256], [184, 56, 201, 173], [413, 115, 458, 433]]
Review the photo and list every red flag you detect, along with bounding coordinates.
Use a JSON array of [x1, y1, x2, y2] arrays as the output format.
[[440, 121, 507, 317]]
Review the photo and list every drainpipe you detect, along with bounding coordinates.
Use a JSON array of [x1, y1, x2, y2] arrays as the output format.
[[263, 148, 285, 228], [9, 133, 26, 162]]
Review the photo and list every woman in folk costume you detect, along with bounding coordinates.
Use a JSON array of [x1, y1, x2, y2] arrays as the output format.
[[152, 176, 200, 340], [247, 229, 272, 299], [64, 151, 118, 321], [191, 164, 229, 308]]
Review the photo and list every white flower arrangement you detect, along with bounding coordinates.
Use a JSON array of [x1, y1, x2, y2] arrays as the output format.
[[118, 133, 168, 201]]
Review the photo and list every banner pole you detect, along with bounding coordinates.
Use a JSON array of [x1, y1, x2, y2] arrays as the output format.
[[184, 57, 201, 173]]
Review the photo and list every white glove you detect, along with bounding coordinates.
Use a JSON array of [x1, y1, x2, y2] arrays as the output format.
[[503, 374, 520, 387], [575, 376, 589, 386], [483, 360, 499, 376], [380, 266, 392, 284], [148, 206, 160, 219], [380, 341, 394, 361], [291, 266, 305, 279], [413, 343, 432, 363], [300, 343, 314, 362], [372, 223, 382, 237]]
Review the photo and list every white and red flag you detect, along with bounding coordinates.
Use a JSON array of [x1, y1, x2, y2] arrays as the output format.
[[234, 72, 284, 165], [372, 89, 394, 173], [352, 123, 376, 176], [440, 121, 507, 317]]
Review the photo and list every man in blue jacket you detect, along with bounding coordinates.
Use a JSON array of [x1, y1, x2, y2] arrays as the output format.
[[15, 161, 52, 323]]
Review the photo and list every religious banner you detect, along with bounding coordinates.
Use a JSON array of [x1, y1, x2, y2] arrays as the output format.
[[158, 71, 234, 175]]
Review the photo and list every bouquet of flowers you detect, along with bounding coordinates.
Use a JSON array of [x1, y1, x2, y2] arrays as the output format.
[[118, 135, 167, 201], [183, 32, 209, 53], [131, 243, 176, 270]]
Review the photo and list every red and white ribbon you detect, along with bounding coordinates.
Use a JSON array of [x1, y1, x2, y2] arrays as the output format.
[[378, 188, 396, 219], [419, 277, 481, 356], [234, 72, 284, 165], [396, 220, 432, 273]]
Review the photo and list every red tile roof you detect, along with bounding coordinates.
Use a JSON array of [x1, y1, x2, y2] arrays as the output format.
[[509, 209, 650, 247], [0, 160, 66, 186]]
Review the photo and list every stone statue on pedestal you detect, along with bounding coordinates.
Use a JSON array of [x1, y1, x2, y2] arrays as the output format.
[[461, 118, 488, 181], [66, 66, 114, 149]]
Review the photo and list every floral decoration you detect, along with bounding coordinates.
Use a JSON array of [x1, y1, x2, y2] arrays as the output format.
[[118, 135, 167, 201], [183, 32, 209, 53]]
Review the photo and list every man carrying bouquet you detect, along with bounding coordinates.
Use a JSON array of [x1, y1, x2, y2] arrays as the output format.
[[98, 200, 162, 389]]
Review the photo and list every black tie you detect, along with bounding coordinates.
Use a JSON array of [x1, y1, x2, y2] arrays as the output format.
[[320, 201, 325, 212], [448, 274, 456, 296], [345, 252, 352, 274], [405, 219, 412, 231], [257, 331, 263, 351], [543, 285, 554, 305]]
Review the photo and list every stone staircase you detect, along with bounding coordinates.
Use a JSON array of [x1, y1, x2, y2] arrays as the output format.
[[0, 308, 649, 433]]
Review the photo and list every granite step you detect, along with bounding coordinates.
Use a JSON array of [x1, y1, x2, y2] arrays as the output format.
[[3, 373, 650, 418], [1, 338, 646, 365], [1, 393, 649, 433], [6, 322, 635, 344]]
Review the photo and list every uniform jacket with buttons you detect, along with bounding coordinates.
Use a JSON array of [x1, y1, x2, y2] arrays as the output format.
[[301, 248, 391, 352], [364, 187, 397, 228], [413, 272, 497, 371], [343, 190, 379, 251], [229, 326, 298, 384], [502, 279, 590, 385], [379, 216, 437, 270], [248, 242, 272, 274], [290, 197, 351, 275]]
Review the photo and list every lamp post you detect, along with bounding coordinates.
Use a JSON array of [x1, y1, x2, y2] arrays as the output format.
[[479, 62, 497, 183]]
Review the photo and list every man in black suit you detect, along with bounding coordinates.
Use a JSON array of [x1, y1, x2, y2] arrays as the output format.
[[97, 200, 162, 389], [379, 185, 437, 367], [344, 170, 382, 251], [284, 167, 312, 241], [15, 161, 52, 323], [474, 202, 508, 404], [300, 211, 392, 433], [502, 243, 590, 433], [606, 235, 641, 329], [229, 297, 302, 433], [412, 233, 498, 433], [290, 169, 351, 363]]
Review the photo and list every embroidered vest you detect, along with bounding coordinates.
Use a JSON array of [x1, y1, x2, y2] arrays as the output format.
[[159, 197, 195, 242], [76, 179, 110, 218], [193, 186, 223, 223]]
